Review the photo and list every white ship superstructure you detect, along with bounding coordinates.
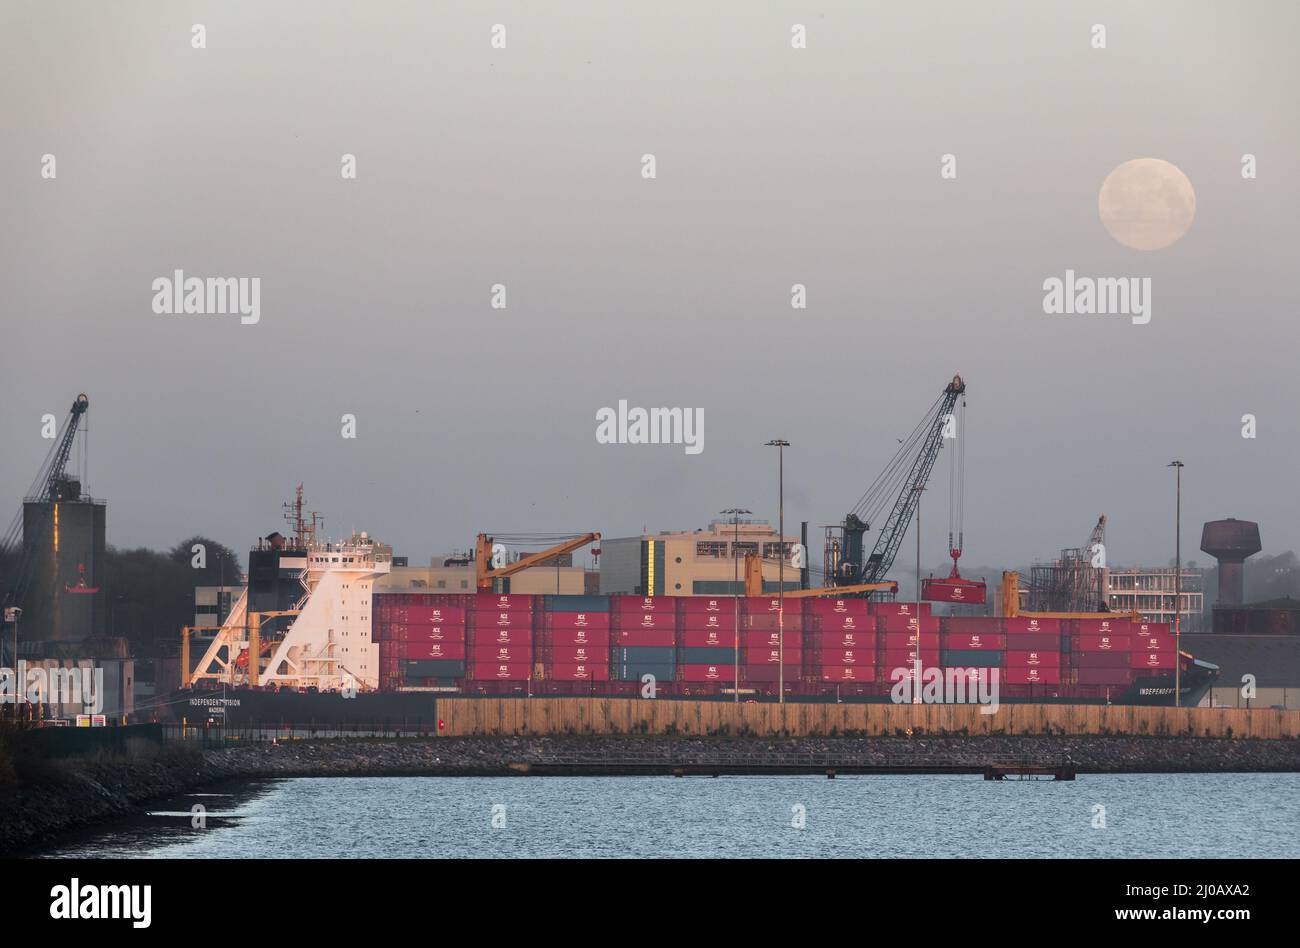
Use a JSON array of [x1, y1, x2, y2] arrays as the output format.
[[189, 492, 390, 692]]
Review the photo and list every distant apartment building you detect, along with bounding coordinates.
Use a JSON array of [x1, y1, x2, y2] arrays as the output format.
[[1106, 567, 1204, 633], [600, 519, 801, 596]]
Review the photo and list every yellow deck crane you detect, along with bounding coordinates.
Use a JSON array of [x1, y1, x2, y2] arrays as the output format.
[[1000, 572, 1138, 621], [742, 553, 897, 599], [474, 532, 600, 592]]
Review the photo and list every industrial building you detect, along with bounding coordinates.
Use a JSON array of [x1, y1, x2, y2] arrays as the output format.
[[599, 518, 802, 596]]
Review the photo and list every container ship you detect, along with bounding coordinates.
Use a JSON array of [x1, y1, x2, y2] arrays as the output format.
[[150, 550, 1218, 730], [147, 373, 1219, 728]]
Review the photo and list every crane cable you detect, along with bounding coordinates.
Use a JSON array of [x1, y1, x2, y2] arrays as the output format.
[[848, 391, 946, 528], [946, 394, 968, 570]]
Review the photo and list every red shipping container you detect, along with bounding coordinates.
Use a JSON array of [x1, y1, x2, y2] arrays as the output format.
[[1003, 666, 1061, 685], [943, 616, 1004, 634], [381, 624, 467, 643], [470, 626, 533, 646], [1073, 634, 1131, 651], [1130, 651, 1175, 669], [1133, 634, 1176, 653], [819, 665, 876, 682], [548, 645, 608, 665], [744, 614, 805, 632], [616, 628, 676, 647], [472, 594, 535, 612], [1132, 626, 1176, 652], [469, 661, 532, 680], [471, 612, 534, 632], [612, 611, 673, 630], [546, 626, 611, 648], [471, 644, 532, 663], [680, 664, 733, 682], [808, 630, 877, 650], [814, 648, 876, 666], [1071, 618, 1130, 636], [881, 631, 940, 649], [741, 597, 786, 614], [1074, 667, 1137, 686], [680, 613, 729, 632], [385, 605, 467, 625], [611, 595, 672, 614], [545, 611, 611, 631], [679, 596, 730, 614], [549, 662, 610, 682], [744, 648, 803, 666], [882, 648, 940, 667], [941, 632, 1006, 650], [878, 615, 940, 634], [391, 640, 467, 660], [1003, 617, 1061, 636], [1005, 649, 1061, 667], [378, 592, 467, 608], [1071, 651, 1131, 668], [1133, 621, 1171, 637], [811, 613, 873, 632], [873, 602, 932, 618], [740, 629, 803, 649], [1001, 632, 1059, 650], [681, 628, 734, 648], [741, 665, 798, 683], [804, 598, 872, 617]]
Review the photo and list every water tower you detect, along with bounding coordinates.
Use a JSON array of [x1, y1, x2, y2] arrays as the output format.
[[1200, 518, 1262, 606]]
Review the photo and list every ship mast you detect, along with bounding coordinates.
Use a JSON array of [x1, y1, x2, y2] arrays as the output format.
[[283, 484, 323, 549]]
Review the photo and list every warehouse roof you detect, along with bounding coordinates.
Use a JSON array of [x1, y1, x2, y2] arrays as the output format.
[[1183, 634, 1300, 687]]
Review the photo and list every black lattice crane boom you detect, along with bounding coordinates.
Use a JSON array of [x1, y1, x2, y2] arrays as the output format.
[[830, 376, 965, 588]]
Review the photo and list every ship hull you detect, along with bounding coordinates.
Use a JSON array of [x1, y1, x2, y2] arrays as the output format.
[[149, 666, 1215, 731]]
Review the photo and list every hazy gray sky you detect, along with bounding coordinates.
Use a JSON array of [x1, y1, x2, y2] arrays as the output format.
[[2, 1, 1297, 572]]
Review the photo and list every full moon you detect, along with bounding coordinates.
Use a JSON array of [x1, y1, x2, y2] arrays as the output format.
[[1098, 158, 1196, 251]]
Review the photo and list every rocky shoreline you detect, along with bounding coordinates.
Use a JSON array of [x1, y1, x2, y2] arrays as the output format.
[[4, 734, 1299, 854]]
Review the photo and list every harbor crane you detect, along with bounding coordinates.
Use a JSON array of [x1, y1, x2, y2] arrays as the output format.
[[826, 375, 985, 601]]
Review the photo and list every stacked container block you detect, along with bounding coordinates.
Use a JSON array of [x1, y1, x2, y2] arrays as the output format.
[[373, 594, 469, 689], [371, 591, 1181, 700], [468, 594, 535, 680]]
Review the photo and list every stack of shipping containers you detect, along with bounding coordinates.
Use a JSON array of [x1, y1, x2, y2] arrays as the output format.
[[941, 615, 1005, 672], [806, 597, 876, 692], [741, 596, 802, 688], [371, 591, 1183, 701], [612, 595, 676, 684], [1131, 621, 1176, 673], [1069, 616, 1132, 691], [468, 594, 534, 686], [373, 595, 467, 689], [877, 602, 936, 687], [538, 594, 610, 693], [678, 597, 735, 688], [1003, 616, 1062, 687]]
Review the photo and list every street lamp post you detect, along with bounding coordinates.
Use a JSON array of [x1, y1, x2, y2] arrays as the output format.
[[1169, 461, 1184, 707], [721, 507, 751, 704], [766, 440, 790, 704]]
